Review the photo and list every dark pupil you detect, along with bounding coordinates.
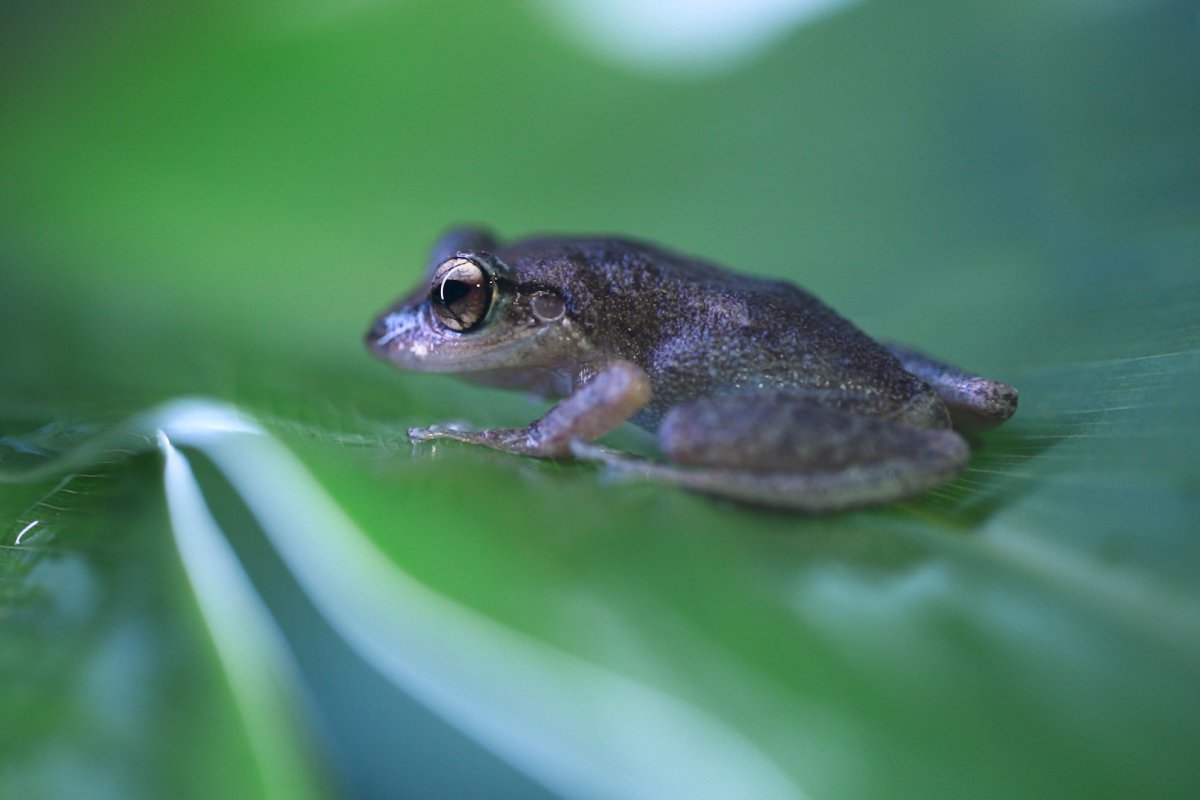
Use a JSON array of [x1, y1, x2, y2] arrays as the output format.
[[441, 279, 472, 305]]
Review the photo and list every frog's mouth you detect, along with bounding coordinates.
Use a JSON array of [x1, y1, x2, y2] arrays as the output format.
[[365, 302, 572, 374]]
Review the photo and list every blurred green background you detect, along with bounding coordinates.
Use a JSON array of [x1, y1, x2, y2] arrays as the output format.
[[2, 1, 1198, 798]]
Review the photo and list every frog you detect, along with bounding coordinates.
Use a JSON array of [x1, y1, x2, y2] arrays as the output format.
[[365, 227, 1018, 512]]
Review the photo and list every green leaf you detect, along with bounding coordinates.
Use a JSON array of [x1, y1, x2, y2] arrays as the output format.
[[2, 2, 1198, 799]]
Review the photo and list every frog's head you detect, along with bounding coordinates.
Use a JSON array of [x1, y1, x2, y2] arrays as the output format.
[[366, 250, 582, 374]]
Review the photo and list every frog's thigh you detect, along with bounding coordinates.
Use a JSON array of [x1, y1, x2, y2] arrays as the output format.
[[887, 344, 1018, 430], [409, 360, 650, 458], [644, 392, 969, 511]]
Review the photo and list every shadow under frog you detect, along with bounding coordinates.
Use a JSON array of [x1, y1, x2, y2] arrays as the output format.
[[366, 228, 1018, 513]]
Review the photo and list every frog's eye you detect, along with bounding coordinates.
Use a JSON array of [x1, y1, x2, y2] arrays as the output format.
[[430, 257, 494, 332]]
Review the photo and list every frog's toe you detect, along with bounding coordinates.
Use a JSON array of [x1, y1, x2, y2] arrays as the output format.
[[887, 344, 1019, 430], [407, 422, 470, 443], [569, 439, 630, 465]]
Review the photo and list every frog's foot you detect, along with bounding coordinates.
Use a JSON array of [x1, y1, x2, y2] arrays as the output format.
[[408, 360, 651, 459], [887, 344, 1018, 430], [407, 421, 471, 442], [581, 391, 970, 513], [408, 423, 534, 452]]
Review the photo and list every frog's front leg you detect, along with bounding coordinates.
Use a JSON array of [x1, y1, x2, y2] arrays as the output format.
[[409, 360, 651, 458], [574, 390, 969, 512]]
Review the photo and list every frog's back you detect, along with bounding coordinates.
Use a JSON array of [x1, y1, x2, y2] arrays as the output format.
[[498, 236, 933, 424]]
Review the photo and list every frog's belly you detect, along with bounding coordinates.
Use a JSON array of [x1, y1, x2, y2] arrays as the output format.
[[461, 367, 573, 400]]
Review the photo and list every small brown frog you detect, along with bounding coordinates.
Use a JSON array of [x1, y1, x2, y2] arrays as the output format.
[[366, 228, 1017, 511]]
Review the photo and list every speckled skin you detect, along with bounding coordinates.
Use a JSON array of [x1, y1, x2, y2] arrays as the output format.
[[366, 229, 1018, 511], [494, 237, 946, 429]]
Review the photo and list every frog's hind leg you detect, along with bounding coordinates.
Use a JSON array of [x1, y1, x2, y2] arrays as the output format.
[[887, 344, 1018, 430], [573, 391, 970, 513]]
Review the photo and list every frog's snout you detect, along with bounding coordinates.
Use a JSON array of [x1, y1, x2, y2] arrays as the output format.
[[365, 315, 390, 351], [365, 306, 431, 364], [365, 311, 412, 357]]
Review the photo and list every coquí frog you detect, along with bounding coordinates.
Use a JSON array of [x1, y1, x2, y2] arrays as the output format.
[[365, 228, 1017, 511]]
